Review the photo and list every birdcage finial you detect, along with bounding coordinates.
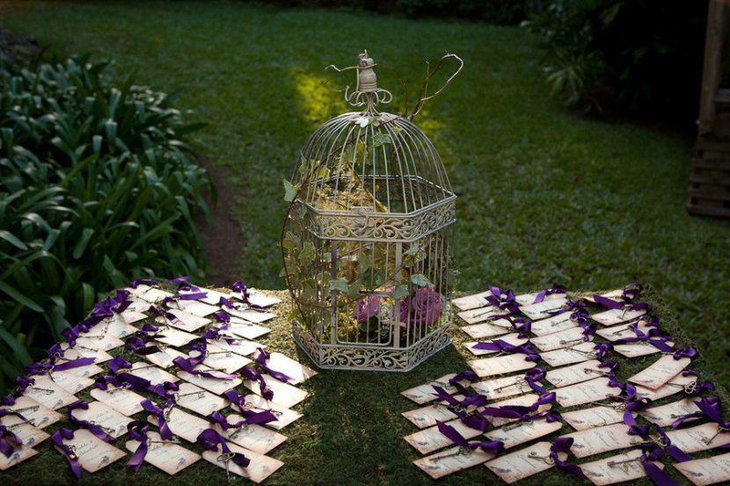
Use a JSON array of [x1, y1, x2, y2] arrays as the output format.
[[327, 50, 393, 111]]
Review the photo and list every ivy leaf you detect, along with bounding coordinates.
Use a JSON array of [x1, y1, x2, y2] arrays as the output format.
[[410, 274, 432, 287], [373, 132, 392, 147], [392, 284, 410, 300], [330, 278, 350, 293], [283, 179, 298, 202], [346, 280, 362, 299]]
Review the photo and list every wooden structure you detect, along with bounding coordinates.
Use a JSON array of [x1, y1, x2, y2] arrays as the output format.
[[690, 0, 730, 217]]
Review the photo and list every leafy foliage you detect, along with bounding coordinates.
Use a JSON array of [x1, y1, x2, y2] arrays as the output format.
[[0, 55, 212, 390], [526, 0, 707, 121]]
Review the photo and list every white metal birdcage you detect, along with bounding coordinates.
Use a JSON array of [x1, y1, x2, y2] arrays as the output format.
[[282, 51, 459, 371]]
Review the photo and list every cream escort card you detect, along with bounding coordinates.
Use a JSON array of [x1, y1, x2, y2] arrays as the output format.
[[484, 418, 563, 450], [471, 373, 533, 401], [174, 382, 228, 416], [469, 354, 537, 378], [401, 374, 460, 404], [170, 299, 219, 318], [61, 346, 113, 364], [545, 360, 607, 387], [177, 369, 242, 396], [614, 343, 665, 358], [125, 431, 200, 475], [23, 374, 78, 410], [74, 334, 125, 352], [404, 418, 483, 455], [48, 371, 95, 394], [414, 446, 495, 479], [201, 441, 284, 483], [89, 386, 146, 416], [70, 400, 133, 439], [595, 320, 654, 342], [150, 407, 210, 443], [580, 449, 662, 485], [225, 319, 271, 341], [226, 307, 276, 324], [0, 445, 37, 471], [519, 297, 569, 320], [402, 403, 459, 429], [457, 306, 505, 325], [562, 405, 627, 431], [452, 291, 494, 311], [144, 345, 188, 369], [674, 452, 730, 486], [634, 372, 698, 400], [664, 423, 730, 453], [0, 414, 50, 448], [156, 308, 211, 333], [95, 312, 144, 338], [55, 429, 127, 473], [153, 327, 198, 347], [590, 307, 646, 326], [461, 322, 511, 340], [530, 326, 592, 352], [216, 413, 287, 454], [129, 362, 180, 386], [640, 398, 701, 427], [198, 344, 252, 374], [554, 377, 617, 407], [530, 312, 578, 336], [515, 291, 566, 306], [561, 423, 643, 458], [252, 351, 317, 385], [242, 375, 307, 409], [540, 342, 597, 368], [247, 289, 283, 308], [627, 355, 691, 390], [485, 441, 566, 483], [465, 333, 529, 356], [230, 394, 303, 431], [0, 396, 63, 429], [210, 336, 262, 357]]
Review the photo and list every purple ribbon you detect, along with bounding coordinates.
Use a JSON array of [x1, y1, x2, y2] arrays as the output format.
[[533, 284, 567, 304], [52, 428, 82, 479], [196, 428, 250, 468], [241, 366, 273, 401], [127, 420, 150, 471], [0, 423, 22, 458], [480, 392, 557, 423], [254, 348, 293, 383], [673, 396, 730, 431], [141, 399, 173, 440], [550, 437, 587, 480], [210, 410, 278, 429], [130, 278, 159, 288], [173, 355, 238, 380], [231, 281, 266, 311], [66, 400, 115, 442], [471, 339, 539, 362], [435, 420, 503, 454], [622, 283, 643, 301]]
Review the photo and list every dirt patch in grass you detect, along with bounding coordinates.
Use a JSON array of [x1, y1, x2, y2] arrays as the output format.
[[195, 158, 245, 286]]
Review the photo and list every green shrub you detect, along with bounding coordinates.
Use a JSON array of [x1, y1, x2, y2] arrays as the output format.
[[0, 55, 212, 390], [526, 0, 707, 122]]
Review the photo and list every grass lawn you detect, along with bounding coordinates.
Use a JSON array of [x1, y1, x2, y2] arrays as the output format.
[[1, 1, 730, 483]]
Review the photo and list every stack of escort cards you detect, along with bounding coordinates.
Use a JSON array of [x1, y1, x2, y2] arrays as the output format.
[[400, 285, 730, 485], [0, 279, 316, 483]]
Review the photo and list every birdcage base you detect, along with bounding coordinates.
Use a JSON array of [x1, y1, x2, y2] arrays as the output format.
[[292, 320, 452, 372]]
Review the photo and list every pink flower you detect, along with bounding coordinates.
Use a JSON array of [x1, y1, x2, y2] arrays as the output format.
[[400, 286, 443, 327], [353, 295, 381, 323]]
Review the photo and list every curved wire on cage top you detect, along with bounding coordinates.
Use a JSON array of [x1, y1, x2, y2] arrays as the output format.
[[293, 51, 460, 215]]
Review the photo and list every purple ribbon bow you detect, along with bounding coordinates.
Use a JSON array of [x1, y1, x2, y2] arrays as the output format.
[[533, 284, 567, 304], [141, 399, 173, 440], [52, 428, 82, 479], [196, 428, 250, 468], [210, 409, 278, 429], [471, 339, 540, 362], [550, 437, 586, 480], [126, 420, 150, 471], [254, 348, 293, 383], [0, 422, 22, 458], [66, 400, 115, 442], [435, 420, 503, 454]]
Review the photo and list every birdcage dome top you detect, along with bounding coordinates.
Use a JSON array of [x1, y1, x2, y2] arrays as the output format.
[[291, 110, 455, 215]]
